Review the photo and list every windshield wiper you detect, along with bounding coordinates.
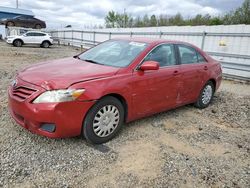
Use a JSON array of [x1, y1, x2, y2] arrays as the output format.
[[83, 59, 103, 65], [73, 55, 80, 59]]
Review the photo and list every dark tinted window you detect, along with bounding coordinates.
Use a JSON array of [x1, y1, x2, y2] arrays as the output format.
[[25, 32, 46, 36], [35, 33, 46, 36], [144, 44, 176, 67], [18, 16, 32, 20], [25, 32, 36, 36]]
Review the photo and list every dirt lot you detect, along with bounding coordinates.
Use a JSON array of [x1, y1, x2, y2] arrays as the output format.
[[0, 42, 249, 188]]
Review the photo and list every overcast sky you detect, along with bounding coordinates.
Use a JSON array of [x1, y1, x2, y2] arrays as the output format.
[[0, 0, 244, 28]]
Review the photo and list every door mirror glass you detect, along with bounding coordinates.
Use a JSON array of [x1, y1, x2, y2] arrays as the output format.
[[140, 61, 159, 71]]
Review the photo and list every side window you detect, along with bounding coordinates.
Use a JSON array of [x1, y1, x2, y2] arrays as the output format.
[[144, 44, 176, 67], [178, 45, 198, 64], [197, 52, 206, 63], [25, 32, 35, 36], [35, 33, 46, 36]]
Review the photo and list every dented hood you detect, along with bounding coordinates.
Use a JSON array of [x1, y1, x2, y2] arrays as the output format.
[[18, 57, 119, 89]]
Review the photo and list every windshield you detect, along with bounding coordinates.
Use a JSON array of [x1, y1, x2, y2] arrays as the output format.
[[78, 40, 148, 67]]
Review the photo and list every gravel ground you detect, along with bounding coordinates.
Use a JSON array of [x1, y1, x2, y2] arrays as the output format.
[[0, 42, 249, 188]]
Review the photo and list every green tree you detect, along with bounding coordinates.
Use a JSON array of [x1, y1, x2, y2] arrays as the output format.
[[105, 11, 118, 28], [169, 13, 184, 26], [104, 0, 249, 28], [223, 0, 250, 24], [143, 14, 150, 27], [150, 15, 157, 26]]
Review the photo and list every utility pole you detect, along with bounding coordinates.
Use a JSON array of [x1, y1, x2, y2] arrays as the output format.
[[16, 0, 19, 8]]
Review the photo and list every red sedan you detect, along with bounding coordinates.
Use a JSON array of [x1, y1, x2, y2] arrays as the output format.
[[8, 38, 222, 144]]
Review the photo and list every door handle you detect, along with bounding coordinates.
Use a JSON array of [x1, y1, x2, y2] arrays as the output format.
[[173, 70, 179, 76], [204, 66, 208, 70]]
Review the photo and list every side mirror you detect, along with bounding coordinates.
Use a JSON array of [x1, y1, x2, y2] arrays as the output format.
[[140, 61, 159, 71]]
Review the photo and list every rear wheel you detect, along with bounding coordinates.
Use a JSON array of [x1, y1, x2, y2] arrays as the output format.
[[41, 41, 50, 48], [83, 96, 124, 144], [35, 24, 41, 29], [6, 21, 14, 27], [194, 81, 215, 109], [13, 39, 22, 47]]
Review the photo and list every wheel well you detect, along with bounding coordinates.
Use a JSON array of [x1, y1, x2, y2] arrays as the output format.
[[13, 39, 23, 44], [208, 79, 216, 89], [101, 93, 128, 122], [6, 21, 14, 25], [42, 40, 51, 45]]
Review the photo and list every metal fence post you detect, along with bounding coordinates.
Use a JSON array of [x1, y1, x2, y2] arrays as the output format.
[[71, 30, 73, 46], [109, 32, 111, 40], [159, 31, 163, 38], [93, 31, 96, 45], [130, 32, 133, 38], [201, 31, 206, 50], [81, 31, 83, 50], [63, 31, 65, 46]]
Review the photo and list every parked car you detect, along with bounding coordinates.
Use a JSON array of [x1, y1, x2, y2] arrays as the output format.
[[0, 15, 46, 29], [6, 31, 53, 48], [8, 38, 222, 144]]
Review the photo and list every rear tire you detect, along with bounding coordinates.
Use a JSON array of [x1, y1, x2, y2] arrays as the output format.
[[6, 21, 14, 27], [41, 41, 50, 48], [83, 96, 124, 144], [194, 81, 215, 109], [35, 24, 41, 29], [13, 39, 22, 47]]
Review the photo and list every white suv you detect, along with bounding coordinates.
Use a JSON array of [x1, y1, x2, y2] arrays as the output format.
[[6, 31, 53, 48]]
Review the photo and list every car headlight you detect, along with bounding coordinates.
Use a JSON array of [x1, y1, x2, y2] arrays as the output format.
[[33, 89, 85, 103]]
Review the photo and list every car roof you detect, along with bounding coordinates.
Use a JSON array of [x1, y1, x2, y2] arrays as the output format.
[[26, 31, 47, 34], [114, 37, 194, 46]]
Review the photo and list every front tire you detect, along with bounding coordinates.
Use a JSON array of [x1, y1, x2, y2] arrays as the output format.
[[13, 39, 22, 47], [83, 96, 124, 144], [194, 81, 215, 109], [41, 41, 50, 48]]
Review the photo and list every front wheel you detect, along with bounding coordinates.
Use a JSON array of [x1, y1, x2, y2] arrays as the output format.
[[194, 81, 215, 109], [83, 96, 124, 144], [13, 39, 22, 47], [41, 41, 50, 48]]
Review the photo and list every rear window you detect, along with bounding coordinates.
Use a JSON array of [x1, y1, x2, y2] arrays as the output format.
[[178, 45, 206, 64]]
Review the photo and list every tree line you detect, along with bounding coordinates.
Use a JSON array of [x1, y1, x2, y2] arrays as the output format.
[[105, 0, 250, 28]]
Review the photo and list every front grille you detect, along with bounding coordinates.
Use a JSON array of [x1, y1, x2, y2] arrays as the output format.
[[12, 86, 37, 101]]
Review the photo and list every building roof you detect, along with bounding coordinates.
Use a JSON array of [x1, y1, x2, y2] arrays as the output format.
[[0, 6, 34, 16]]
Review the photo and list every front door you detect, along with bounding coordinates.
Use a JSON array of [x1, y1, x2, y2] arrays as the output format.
[[131, 44, 181, 117]]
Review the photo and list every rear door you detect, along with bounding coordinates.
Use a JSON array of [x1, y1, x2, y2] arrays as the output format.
[[177, 44, 209, 104], [131, 44, 181, 117], [22, 32, 36, 44], [16, 16, 33, 28], [33, 33, 46, 44]]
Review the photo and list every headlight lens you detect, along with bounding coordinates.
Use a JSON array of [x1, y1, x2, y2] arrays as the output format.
[[33, 89, 85, 103]]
